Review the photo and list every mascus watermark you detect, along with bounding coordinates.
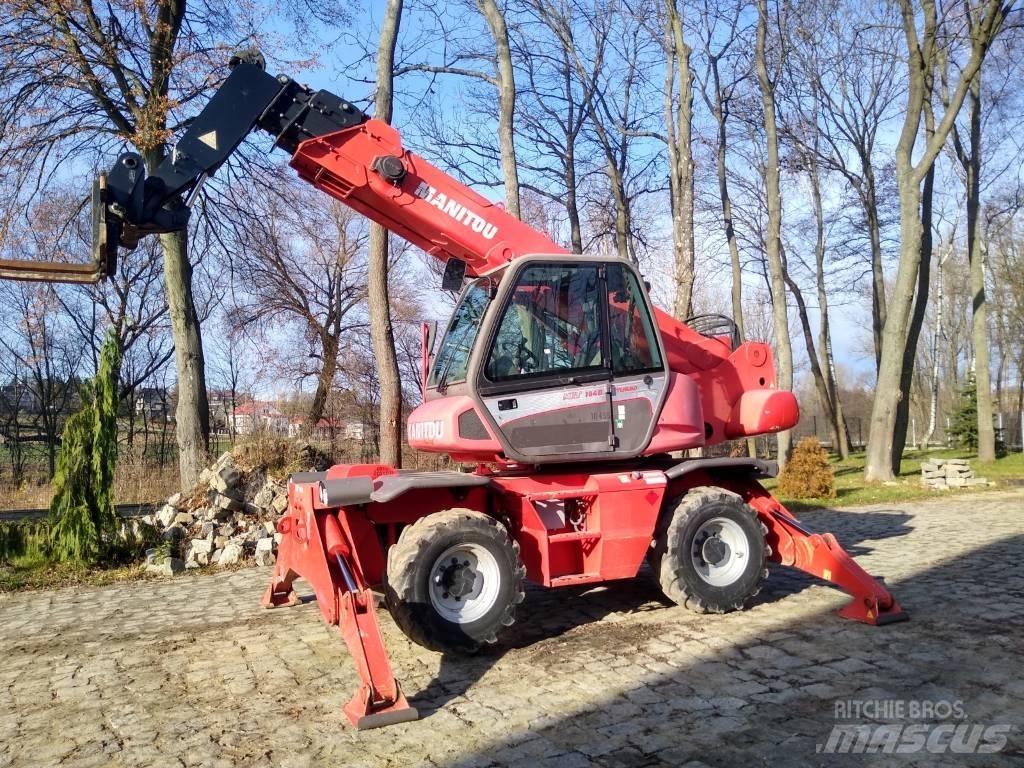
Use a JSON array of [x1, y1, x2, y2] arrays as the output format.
[[817, 699, 1013, 755]]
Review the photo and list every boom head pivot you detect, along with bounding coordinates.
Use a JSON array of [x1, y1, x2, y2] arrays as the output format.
[[92, 52, 368, 261]]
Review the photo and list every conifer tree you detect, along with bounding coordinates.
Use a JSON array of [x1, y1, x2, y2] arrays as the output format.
[[49, 332, 122, 563], [948, 372, 979, 451]]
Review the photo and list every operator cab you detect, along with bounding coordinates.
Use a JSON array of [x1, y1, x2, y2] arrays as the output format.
[[416, 256, 670, 464]]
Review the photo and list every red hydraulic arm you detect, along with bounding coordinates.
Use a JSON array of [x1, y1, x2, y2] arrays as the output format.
[[722, 477, 906, 625], [94, 55, 791, 433], [262, 477, 417, 729], [288, 118, 767, 393], [290, 119, 557, 278]]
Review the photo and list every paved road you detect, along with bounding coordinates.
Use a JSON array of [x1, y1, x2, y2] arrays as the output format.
[[1, 491, 1022, 767]]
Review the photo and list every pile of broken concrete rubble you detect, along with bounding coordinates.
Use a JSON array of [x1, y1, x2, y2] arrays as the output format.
[[920, 458, 990, 490], [143, 452, 290, 575]]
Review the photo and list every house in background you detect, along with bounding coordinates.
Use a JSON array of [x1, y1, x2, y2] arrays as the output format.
[[207, 389, 237, 432], [287, 416, 366, 442], [231, 402, 289, 436], [0, 377, 39, 414], [134, 386, 170, 422]]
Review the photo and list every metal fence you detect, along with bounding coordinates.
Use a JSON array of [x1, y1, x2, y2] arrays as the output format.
[[791, 416, 867, 450], [997, 410, 1024, 451]]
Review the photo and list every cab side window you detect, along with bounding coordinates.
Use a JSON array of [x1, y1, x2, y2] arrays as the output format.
[[605, 264, 662, 375]]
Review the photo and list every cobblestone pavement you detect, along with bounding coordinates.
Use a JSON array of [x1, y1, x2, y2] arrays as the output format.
[[1, 490, 1023, 768]]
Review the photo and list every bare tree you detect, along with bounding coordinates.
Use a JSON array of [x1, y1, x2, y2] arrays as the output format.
[[864, 0, 1009, 481], [395, 0, 521, 216], [921, 222, 958, 447], [663, 0, 696, 318], [513, 2, 603, 252], [479, 0, 522, 217], [941, 20, 1024, 459], [694, 0, 751, 339], [370, 0, 406, 467], [754, 0, 794, 465], [228, 179, 368, 430], [0, 1, 224, 487], [798, 2, 905, 373], [575, 4, 661, 263], [0, 282, 83, 478], [778, 7, 852, 458], [0, 1, 353, 487]]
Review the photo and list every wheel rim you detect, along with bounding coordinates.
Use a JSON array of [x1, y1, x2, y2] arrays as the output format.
[[428, 543, 501, 624], [690, 516, 749, 587]]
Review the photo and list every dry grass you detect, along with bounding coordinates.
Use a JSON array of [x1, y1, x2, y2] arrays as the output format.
[[0, 480, 52, 510], [112, 446, 180, 503], [0, 446, 179, 510]]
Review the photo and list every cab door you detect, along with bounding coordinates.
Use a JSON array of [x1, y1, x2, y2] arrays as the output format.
[[604, 263, 668, 453], [476, 261, 615, 460]]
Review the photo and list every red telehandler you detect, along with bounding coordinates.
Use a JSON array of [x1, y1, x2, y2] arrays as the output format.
[[82, 53, 905, 728]]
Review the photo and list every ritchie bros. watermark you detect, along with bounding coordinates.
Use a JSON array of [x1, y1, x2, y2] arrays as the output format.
[[817, 699, 1013, 755]]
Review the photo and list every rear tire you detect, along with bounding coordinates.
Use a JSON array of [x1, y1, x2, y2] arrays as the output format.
[[650, 486, 767, 613], [384, 509, 526, 654]]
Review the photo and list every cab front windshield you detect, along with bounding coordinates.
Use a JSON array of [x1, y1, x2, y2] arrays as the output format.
[[428, 278, 491, 388]]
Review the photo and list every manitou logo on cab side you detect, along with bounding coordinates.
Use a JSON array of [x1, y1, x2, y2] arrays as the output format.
[[414, 182, 498, 240], [408, 419, 444, 441]]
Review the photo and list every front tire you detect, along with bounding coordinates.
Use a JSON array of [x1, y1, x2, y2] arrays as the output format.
[[384, 509, 526, 654], [650, 486, 767, 613]]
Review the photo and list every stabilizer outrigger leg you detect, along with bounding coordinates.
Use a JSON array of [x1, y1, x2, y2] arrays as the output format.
[[261, 481, 418, 729], [731, 480, 908, 625]]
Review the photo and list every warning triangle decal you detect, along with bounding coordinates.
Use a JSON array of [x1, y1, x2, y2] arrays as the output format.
[[198, 131, 218, 150]]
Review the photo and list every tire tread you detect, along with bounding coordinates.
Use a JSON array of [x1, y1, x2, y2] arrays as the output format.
[[385, 509, 526, 653], [650, 486, 767, 614]]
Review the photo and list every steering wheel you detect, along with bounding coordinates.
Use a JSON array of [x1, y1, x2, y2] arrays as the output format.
[[515, 336, 538, 372]]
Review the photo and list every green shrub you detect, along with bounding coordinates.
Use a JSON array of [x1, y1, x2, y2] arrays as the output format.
[[777, 437, 837, 499], [0, 521, 50, 565]]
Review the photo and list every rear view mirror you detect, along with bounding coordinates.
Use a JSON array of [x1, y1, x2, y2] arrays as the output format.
[[441, 257, 467, 291], [420, 320, 438, 392]]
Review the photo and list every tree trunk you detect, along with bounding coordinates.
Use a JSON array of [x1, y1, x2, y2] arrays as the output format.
[[755, 0, 793, 466], [808, 155, 850, 458], [370, 0, 405, 468], [714, 80, 745, 341], [863, 164, 887, 374], [608, 162, 632, 262], [866, 172, 922, 481], [707, 44, 749, 455], [782, 256, 836, 453], [892, 89, 937, 472], [160, 228, 209, 489], [665, 0, 695, 319], [965, 77, 995, 461], [565, 137, 583, 253], [307, 337, 339, 429], [477, 0, 520, 218], [865, 0, 1000, 481], [922, 246, 945, 448], [891, 158, 934, 472]]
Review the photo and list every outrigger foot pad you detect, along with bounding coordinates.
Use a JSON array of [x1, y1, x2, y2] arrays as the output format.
[[261, 585, 301, 608], [838, 596, 908, 626], [345, 684, 419, 730]]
